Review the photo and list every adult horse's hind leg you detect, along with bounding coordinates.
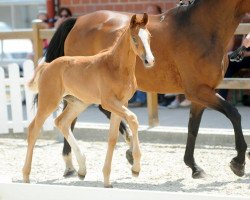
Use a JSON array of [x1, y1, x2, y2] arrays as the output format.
[[55, 96, 89, 179], [102, 113, 121, 188], [184, 103, 206, 178], [185, 86, 247, 177]]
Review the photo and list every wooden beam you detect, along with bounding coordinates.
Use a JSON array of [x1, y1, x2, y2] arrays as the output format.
[[217, 78, 250, 89], [39, 28, 55, 40], [32, 20, 44, 66], [0, 29, 32, 39], [235, 23, 250, 35], [147, 92, 159, 127]]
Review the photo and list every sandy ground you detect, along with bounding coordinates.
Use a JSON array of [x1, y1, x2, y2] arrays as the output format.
[[0, 138, 249, 197]]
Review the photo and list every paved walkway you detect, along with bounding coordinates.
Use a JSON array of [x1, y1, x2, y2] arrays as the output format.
[[77, 105, 250, 129]]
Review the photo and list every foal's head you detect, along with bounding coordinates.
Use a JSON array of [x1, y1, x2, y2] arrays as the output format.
[[129, 13, 155, 68]]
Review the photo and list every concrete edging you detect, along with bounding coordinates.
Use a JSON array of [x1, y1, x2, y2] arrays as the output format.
[[1, 122, 250, 146]]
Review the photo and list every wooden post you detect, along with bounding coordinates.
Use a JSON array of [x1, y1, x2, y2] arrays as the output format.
[[147, 92, 159, 127], [32, 20, 44, 66]]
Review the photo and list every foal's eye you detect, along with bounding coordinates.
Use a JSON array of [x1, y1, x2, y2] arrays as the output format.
[[132, 36, 138, 47]]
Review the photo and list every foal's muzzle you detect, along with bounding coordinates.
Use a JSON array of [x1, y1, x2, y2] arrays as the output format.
[[143, 57, 155, 68]]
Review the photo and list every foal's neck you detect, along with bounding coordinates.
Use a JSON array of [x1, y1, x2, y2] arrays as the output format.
[[110, 27, 136, 73]]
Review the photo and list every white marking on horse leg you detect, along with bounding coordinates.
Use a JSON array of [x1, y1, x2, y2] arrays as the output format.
[[67, 131, 87, 177], [125, 111, 141, 174], [63, 152, 75, 176], [138, 28, 155, 67]]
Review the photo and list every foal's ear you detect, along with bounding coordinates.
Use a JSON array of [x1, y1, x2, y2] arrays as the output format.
[[130, 14, 137, 28], [141, 13, 148, 26]]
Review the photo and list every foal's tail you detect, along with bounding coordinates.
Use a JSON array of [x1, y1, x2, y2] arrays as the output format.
[[45, 17, 77, 62], [28, 59, 47, 93]]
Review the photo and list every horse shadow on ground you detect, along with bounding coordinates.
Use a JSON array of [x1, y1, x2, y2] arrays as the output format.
[[14, 175, 249, 193]]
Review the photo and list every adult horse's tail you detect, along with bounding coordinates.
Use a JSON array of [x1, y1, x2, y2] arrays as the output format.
[[45, 17, 77, 62]]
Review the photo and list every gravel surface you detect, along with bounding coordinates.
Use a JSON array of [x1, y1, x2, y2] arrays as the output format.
[[0, 138, 249, 197]]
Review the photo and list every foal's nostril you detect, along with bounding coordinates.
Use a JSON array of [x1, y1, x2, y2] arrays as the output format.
[[145, 59, 149, 64]]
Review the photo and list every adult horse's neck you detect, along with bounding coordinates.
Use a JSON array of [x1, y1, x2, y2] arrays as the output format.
[[109, 27, 136, 73], [178, 0, 247, 51]]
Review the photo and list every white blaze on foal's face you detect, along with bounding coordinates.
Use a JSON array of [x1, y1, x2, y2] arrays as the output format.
[[138, 28, 155, 67]]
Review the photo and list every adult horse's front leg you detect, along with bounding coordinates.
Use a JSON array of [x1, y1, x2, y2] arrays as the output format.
[[184, 103, 206, 178], [186, 86, 247, 177]]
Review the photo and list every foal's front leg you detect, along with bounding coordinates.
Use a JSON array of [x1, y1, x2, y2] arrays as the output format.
[[102, 101, 141, 176], [102, 113, 121, 188]]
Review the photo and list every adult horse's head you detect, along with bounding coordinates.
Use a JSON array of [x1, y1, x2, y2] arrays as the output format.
[[129, 13, 155, 68]]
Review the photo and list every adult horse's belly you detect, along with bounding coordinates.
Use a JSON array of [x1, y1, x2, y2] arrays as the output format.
[[64, 10, 183, 94]]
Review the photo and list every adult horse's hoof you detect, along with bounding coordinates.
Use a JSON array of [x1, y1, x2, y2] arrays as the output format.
[[126, 149, 134, 165], [131, 169, 140, 177], [63, 168, 76, 177], [230, 159, 245, 177], [192, 169, 206, 179]]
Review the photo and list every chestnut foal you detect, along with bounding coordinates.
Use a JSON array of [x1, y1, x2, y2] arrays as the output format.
[[22, 13, 154, 187]]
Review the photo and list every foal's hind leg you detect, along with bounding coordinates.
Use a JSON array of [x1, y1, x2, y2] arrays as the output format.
[[102, 113, 121, 188], [55, 97, 89, 179], [23, 94, 61, 183], [62, 100, 77, 177], [186, 86, 247, 177]]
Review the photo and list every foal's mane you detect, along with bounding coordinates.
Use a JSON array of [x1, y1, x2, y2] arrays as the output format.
[[110, 26, 129, 52]]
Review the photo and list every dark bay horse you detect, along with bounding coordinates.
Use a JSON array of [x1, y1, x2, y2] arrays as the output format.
[[24, 14, 154, 187], [45, 0, 250, 179]]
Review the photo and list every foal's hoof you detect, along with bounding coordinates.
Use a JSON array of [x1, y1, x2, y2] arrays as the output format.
[[126, 149, 134, 165], [131, 169, 140, 177], [23, 174, 30, 183], [78, 173, 86, 180], [104, 184, 113, 188], [63, 168, 76, 177], [23, 178, 30, 183], [230, 159, 245, 177], [192, 169, 206, 179]]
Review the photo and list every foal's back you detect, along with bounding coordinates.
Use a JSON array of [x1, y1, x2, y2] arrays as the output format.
[[43, 53, 111, 104]]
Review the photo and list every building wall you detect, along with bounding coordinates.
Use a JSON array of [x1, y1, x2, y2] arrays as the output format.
[[0, 3, 46, 28], [60, 0, 180, 16]]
